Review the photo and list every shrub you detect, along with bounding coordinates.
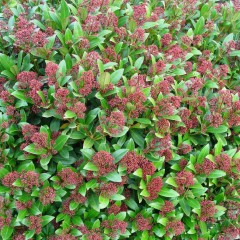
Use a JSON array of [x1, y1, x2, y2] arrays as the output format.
[[0, 0, 240, 239]]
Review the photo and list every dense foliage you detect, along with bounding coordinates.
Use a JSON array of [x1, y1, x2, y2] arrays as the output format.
[[0, 0, 240, 239]]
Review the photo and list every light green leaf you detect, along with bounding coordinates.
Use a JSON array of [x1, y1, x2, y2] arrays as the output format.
[[194, 16, 205, 35], [112, 149, 129, 163], [83, 162, 98, 171], [134, 57, 144, 69], [23, 144, 47, 155], [208, 170, 226, 178], [1, 226, 13, 240], [186, 198, 201, 209], [110, 69, 124, 84], [64, 110, 76, 118], [105, 171, 122, 182], [111, 194, 125, 201], [159, 187, 179, 198], [197, 144, 210, 163], [83, 138, 94, 149], [42, 215, 55, 227], [207, 125, 228, 134], [81, 149, 95, 159], [60, 0, 70, 20]]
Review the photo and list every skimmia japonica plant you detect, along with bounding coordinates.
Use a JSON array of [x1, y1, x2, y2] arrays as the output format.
[[0, 0, 239, 239]]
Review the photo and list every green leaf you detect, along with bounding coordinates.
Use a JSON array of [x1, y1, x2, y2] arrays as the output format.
[[86, 179, 97, 190], [163, 115, 182, 122], [166, 177, 178, 188], [143, 21, 160, 29], [0, 186, 9, 193], [191, 187, 207, 197], [0, 168, 9, 179], [215, 141, 223, 156], [133, 168, 142, 177], [53, 135, 69, 151], [204, 81, 218, 89], [81, 149, 95, 159], [60, 0, 70, 20], [115, 42, 123, 54], [110, 126, 129, 137], [83, 138, 94, 149], [88, 193, 100, 212], [199, 221, 207, 235], [40, 155, 52, 169], [230, 50, 240, 57], [1, 226, 13, 240], [186, 198, 200, 209], [0, 53, 14, 71], [208, 170, 226, 178], [207, 125, 228, 134], [72, 216, 83, 226], [141, 188, 150, 197], [83, 162, 98, 171], [179, 198, 191, 216], [99, 195, 109, 209], [200, 4, 210, 18], [172, 68, 186, 76], [194, 16, 205, 35], [133, 118, 151, 125], [11, 90, 32, 103], [110, 69, 124, 84], [223, 33, 234, 44], [130, 130, 145, 148], [42, 215, 55, 227], [105, 171, 122, 182], [98, 72, 111, 89], [40, 173, 51, 182], [64, 110, 76, 118], [112, 149, 129, 163], [159, 187, 179, 198], [25, 230, 35, 239], [23, 144, 47, 155], [70, 201, 79, 210], [134, 57, 144, 69], [110, 194, 125, 201], [125, 199, 139, 211], [92, 219, 101, 229], [197, 144, 210, 163]]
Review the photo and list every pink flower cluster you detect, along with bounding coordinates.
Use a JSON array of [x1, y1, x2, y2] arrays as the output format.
[[28, 216, 42, 234], [136, 214, 152, 231], [14, 15, 47, 51], [200, 200, 216, 222], [57, 168, 83, 187], [165, 220, 185, 236], [160, 201, 175, 216], [195, 159, 216, 175], [92, 151, 116, 175], [40, 187, 56, 205], [215, 153, 232, 173], [120, 151, 156, 179], [101, 219, 127, 238], [176, 170, 194, 194], [146, 177, 163, 200]]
